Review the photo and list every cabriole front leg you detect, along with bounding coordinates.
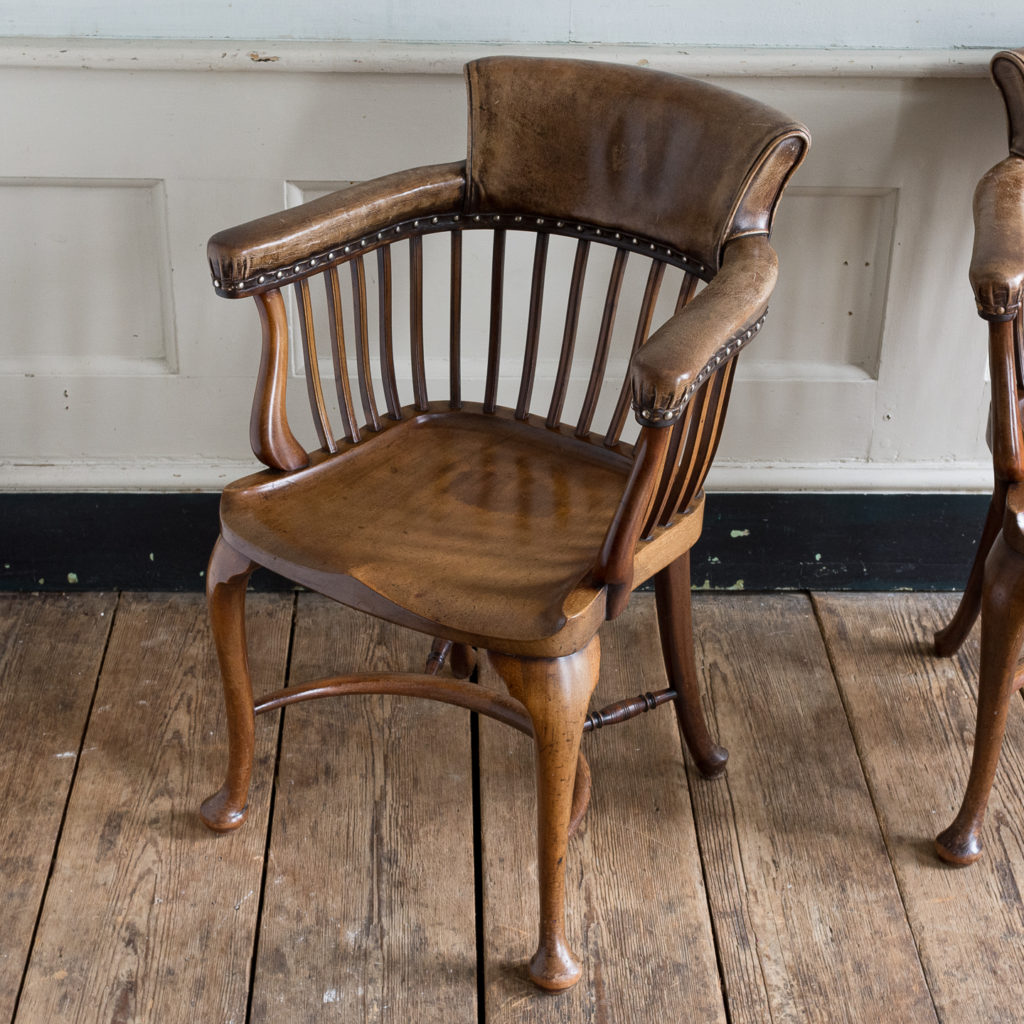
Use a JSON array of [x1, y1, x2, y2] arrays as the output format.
[[200, 535, 257, 833], [936, 534, 1024, 864], [488, 637, 601, 991]]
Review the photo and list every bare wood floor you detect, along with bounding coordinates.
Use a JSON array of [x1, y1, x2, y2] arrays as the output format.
[[2, 590, 1023, 1023]]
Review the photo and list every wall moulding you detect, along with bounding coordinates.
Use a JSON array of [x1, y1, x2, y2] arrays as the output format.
[[0, 176, 176, 377], [0, 38, 995, 78]]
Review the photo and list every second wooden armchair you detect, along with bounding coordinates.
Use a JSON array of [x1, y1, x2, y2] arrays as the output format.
[[934, 49, 1024, 866], [201, 56, 809, 990]]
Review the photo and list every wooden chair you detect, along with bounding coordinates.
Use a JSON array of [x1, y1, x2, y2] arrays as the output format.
[[934, 49, 1024, 866], [201, 56, 809, 989]]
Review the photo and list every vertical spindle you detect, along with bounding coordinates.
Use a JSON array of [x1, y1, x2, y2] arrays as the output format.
[[576, 248, 628, 438], [483, 229, 506, 414], [546, 239, 590, 428], [515, 232, 549, 420], [325, 268, 359, 443], [350, 255, 382, 432], [377, 245, 401, 420], [294, 278, 337, 453], [450, 229, 463, 409], [409, 235, 428, 412], [604, 259, 665, 447]]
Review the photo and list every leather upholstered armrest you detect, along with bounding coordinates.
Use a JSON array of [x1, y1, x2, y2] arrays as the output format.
[[628, 235, 778, 425], [970, 156, 1024, 322], [207, 161, 467, 297]]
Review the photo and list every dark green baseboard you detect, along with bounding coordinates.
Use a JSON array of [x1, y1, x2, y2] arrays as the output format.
[[0, 492, 991, 593]]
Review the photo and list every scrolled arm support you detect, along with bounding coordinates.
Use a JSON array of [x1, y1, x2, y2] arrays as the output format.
[[251, 289, 308, 472], [629, 234, 778, 425]]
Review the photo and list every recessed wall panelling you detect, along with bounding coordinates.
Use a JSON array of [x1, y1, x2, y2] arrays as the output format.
[[0, 178, 174, 376], [0, 49, 1005, 488], [744, 187, 897, 381]]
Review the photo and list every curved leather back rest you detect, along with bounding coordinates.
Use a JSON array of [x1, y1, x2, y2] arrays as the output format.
[[992, 49, 1024, 157], [465, 56, 809, 271]]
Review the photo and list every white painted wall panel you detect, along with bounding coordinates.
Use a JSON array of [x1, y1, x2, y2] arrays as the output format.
[[0, 179, 173, 375], [0, 41, 1009, 490]]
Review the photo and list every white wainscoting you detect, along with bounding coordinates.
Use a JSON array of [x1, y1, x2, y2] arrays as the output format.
[[0, 40, 1004, 490]]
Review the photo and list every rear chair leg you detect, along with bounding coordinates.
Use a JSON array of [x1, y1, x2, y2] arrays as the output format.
[[488, 637, 600, 991], [935, 489, 1004, 657], [200, 535, 257, 832], [655, 552, 728, 776]]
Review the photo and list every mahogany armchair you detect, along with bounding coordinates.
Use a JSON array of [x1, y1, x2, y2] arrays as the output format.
[[935, 49, 1024, 866], [201, 56, 809, 989]]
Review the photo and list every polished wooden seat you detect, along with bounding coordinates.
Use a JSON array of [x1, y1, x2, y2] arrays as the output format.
[[200, 56, 809, 990], [222, 406, 636, 651], [934, 49, 1024, 866]]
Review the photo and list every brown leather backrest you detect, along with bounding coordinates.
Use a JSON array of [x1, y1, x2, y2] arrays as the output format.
[[992, 49, 1024, 157], [464, 56, 809, 272]]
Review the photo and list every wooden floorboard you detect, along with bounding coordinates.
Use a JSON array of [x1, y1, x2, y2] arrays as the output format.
[[2, 591, 1024, 1022], [250, 596, 477, 1023], [688, 593, 936, 1024], [13, 593, 293, 1024], [815, 593, 1024, 1024], [0, 593, 115, 1022]]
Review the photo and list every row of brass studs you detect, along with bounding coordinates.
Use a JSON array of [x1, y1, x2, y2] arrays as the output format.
[[633, 311, 768, 427], [211, 211, 710, 297]]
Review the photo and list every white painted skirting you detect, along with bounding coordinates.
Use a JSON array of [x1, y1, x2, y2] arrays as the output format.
[[0, 458, 992, 493]]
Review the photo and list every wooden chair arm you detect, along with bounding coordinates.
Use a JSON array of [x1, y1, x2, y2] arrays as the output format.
[[207, 160, 467, 297], [628, 235, 778, 426], [970, 156, 1024, 321]]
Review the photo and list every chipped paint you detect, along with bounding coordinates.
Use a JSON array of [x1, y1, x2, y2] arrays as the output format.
[[730, 529, 750, 538], [726, 580, 745, 590], [67, 572, 78, 584]]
